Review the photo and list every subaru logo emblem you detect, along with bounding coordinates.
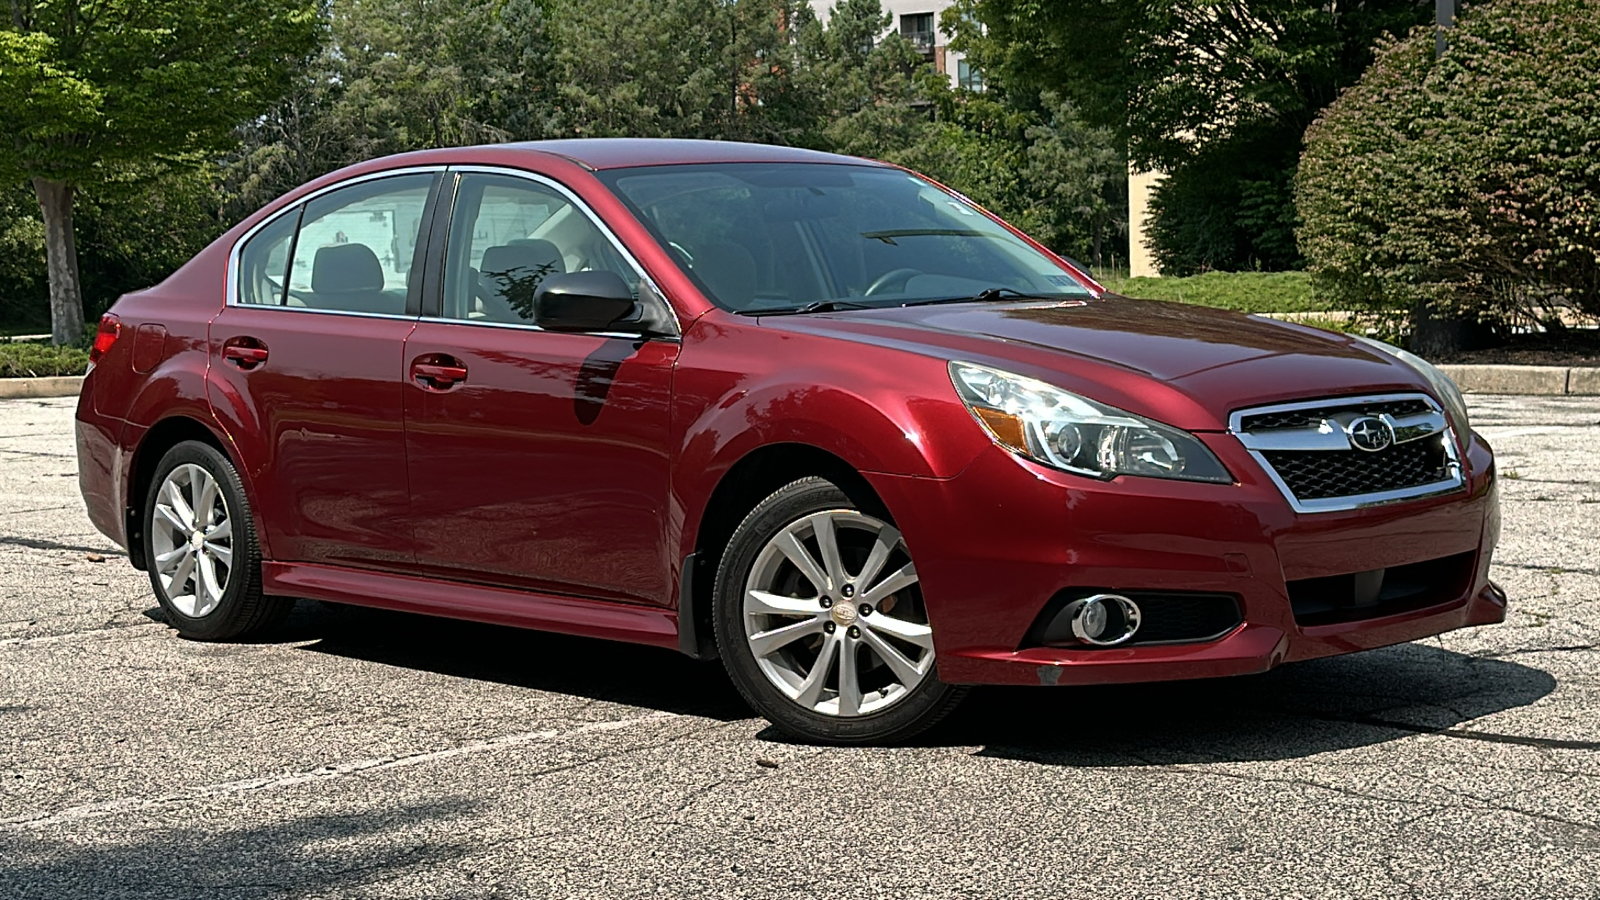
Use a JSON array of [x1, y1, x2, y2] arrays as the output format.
[[1346, 416, 1394, 453]]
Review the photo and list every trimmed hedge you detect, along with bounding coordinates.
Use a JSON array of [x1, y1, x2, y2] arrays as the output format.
[[1297, 0, 1600, 349], [0, 343, 89, 378]]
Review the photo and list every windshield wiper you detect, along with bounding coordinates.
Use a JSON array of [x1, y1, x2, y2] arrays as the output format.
[[902, 288, 1067, 307], [861, 228, 990, 245], [748, 299, 878, 316]]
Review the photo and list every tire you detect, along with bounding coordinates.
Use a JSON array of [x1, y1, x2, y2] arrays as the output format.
[[142, 440, 292, 641], [713, 477, 966, 744]]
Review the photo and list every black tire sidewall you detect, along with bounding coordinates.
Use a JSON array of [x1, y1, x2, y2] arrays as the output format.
[[142, 441, 265, 641], [712, 477, 963, 744]]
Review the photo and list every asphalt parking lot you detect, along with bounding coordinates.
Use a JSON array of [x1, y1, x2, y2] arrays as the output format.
[[1, 394, 1597, 899]]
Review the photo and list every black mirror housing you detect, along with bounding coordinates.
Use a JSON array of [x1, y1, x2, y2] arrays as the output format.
[[533, 271, 637, 333]]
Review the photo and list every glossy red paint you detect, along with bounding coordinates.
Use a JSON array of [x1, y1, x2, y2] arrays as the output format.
[[402, 320, 679, 604], [75, 139, 1504, 691]]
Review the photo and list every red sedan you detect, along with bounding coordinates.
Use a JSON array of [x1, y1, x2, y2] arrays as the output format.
[[75, 140, 1505, 743]]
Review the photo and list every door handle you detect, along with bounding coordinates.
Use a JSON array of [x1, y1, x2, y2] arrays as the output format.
[[411, 354, 468, 390], [222, 338, 269, 370]]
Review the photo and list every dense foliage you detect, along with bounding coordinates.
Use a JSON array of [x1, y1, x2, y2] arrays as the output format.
[[0, 0, 1131, 336], [949, 0, 1433, 273], [0, 341, 89, 377], [0, 0, 321, 343], [1297, 0, 1600, 350]]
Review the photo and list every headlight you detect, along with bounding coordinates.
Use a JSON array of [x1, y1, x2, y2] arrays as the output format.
[[948, 361, 1232, 483], [1350, 335, 1471, 434]]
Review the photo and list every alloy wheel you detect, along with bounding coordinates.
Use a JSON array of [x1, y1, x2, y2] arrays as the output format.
[[742, 510, 934, 717], [150, 463, 234, 618]]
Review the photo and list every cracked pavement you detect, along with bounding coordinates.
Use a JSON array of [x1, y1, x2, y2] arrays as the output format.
[[1, 394, 1597, 899]]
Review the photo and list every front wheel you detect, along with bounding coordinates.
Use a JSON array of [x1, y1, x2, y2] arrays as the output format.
[[142, 441, 293, 641], [713, 477, 966, 744]]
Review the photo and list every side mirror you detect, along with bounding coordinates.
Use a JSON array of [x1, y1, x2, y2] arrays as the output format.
[[533, 271, 637, 333]]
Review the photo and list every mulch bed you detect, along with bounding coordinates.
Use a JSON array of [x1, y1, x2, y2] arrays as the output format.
[[1430, 330, 1600, 367]]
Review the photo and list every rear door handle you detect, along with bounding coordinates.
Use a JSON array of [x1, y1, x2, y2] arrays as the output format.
[[222, 338, 269, 370], [411, 354, 468, 391]]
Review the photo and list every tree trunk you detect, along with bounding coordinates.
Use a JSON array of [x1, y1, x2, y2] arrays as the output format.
[[33, 178, 86, 347]]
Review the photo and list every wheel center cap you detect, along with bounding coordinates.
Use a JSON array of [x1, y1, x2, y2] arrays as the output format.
[[831, 603, 858, 627], [189, 531, 205, 551]]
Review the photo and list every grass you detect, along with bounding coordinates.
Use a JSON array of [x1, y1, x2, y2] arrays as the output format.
[[0, 340, 89, 378], [1094, 270, 1332, 315]]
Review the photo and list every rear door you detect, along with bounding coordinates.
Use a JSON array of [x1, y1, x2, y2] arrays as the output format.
[[401, 169, 680, 605], [209, 170, 439, 569]]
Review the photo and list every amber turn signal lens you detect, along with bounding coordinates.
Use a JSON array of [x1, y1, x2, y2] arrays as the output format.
[[973, 406, 1027, 450]]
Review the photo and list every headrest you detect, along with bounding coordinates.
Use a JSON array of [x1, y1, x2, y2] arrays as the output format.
[[311, 243, 383, 293], [481, 240, 565, 282]]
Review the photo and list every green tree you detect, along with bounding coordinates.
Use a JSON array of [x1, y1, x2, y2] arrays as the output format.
[[0, 184, 46, 333], [0, 0, 319, 344], [949, 0, 1432, 272], [549, 0, 824, 143], [224, 0, 557, 221]]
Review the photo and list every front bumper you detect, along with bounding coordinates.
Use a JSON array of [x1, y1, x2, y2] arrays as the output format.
[[866, 428, 1504, 687]]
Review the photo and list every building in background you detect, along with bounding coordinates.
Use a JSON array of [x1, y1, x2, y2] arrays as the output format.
[[807, 0, 980, 91], [1127, 168, 1162, 278]]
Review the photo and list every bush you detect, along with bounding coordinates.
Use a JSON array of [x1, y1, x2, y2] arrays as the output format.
[[1297, 0, 1600, 351], [0, 341, 89, 377]]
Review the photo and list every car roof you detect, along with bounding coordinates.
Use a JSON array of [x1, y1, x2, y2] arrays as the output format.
[[496, 138, 888, 171]]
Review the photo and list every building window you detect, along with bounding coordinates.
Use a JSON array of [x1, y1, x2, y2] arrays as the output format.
[[899, 13, 936, 56], [957, 60, 985, 92]]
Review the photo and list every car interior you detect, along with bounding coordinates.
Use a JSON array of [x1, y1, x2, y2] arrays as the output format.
[[607, 164, 1091, 312]]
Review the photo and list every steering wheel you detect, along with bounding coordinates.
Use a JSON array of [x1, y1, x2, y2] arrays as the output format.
[[669, 241, 695, 264], [864, 268, 922, 297]]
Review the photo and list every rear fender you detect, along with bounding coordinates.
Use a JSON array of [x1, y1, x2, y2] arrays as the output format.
[[121, 354, 272, 560]]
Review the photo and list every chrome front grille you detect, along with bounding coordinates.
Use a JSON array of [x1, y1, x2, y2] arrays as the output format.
[[1230, 393, 1465, 513], [1238, 398, 1433, 433]]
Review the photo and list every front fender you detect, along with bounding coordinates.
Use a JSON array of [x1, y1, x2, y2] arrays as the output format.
[[669, 334, 991, 566]]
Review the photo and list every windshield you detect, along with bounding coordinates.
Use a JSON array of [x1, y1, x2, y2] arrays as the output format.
[[598, 163, 1094, 313]]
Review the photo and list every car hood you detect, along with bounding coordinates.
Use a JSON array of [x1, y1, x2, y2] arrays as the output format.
[[759, 296, 1435, 431]]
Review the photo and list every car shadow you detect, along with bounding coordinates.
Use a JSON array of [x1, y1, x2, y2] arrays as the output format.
[[931, 641, 1566, 764], [287, 600, 752, 722], [0, 800, 475, 900], [283, 601, 1564, 763]]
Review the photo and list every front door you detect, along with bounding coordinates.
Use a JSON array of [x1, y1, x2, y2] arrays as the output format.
[[402, 171, 680, 605], [210, 171, 437, 569]]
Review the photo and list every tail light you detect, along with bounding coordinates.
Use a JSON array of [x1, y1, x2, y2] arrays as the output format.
[[88, 314, 121, 368]]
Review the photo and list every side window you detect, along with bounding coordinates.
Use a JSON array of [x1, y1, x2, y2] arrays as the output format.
[[442, 173, 643, 325], [236, 206, 300, 306], [282, 174, 433, 315]]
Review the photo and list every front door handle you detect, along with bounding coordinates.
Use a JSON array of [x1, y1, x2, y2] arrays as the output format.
[[411, 354, 468, 391], [222, 337, 269, 370]]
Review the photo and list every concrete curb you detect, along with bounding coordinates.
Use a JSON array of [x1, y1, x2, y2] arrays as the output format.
[[0, 376, 84, 400], [1438, 365, 1597, 396]]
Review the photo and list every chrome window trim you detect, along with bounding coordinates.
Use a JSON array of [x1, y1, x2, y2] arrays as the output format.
[[1229, 392, 1466, 514], [225, 166, 446, 319], [414, 315, 677, 343], [440, 165, 681, 338]]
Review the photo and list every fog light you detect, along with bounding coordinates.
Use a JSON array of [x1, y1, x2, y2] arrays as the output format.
[[1065, 594, 1142, 646]]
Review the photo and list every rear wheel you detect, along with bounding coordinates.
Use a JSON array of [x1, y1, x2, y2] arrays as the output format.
[[143, 441, 292, 641], [713, 477, 966, 744]]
